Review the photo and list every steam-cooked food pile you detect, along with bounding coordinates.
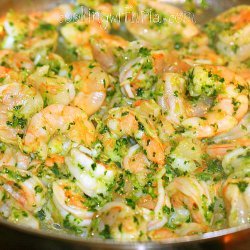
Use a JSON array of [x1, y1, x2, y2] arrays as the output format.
[[0, 0, 249, 241]]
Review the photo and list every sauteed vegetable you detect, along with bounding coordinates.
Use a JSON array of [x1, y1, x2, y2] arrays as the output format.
[[0, 0, 249, 242]]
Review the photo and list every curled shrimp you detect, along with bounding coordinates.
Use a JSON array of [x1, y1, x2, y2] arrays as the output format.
[[90, 34, 128, 74], [70, 61, 110, 116], [119, 49, 191, 99], [0, 166, 47, 213], [52, 179, 94, 229], [167, 176, 215, 226], [23, 104, 96, 160], [133, 99, 175, 142], [65, 147, 116, 197], [204, 5, 250, 62], [126, 0, 199, 48], [119, 43, 222, 99], [92, 201, 147, 241], [160, 66, 249, 138], [0, 83, 43, 145], [106, 107, 166, 165], [119, 48, 184, 99], [27, 65, 75, 106]]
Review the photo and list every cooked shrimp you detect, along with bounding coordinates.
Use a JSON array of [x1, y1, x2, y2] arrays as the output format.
[[212, 112, 250, 143], [126, 0, 199, 48], [78, 0, 137, 16], [2, 11, 58, 53], [168, 138, 204, 173], [90, 34, 128, 74], [167, 176, 215, 225], [230, 64, 250, 86], [221, 146, 249, 227], [222, 176, 250, 227], [119, 55, 157, 99], [52, 179, 94, 229], [222, 147, 250, 175], [0, 49, 34, 72], [158, 50, 192, 73], [119, 43, 222, 99], [0, 145, 31, 169], [178, 33, 225, 67], [23, 104, 96, 159], [33, 52, 69, 75], [123, 144, 150, 174], [106, 107, 166, 165], [147, 168, 170, 232], [148, 228, 177, 240], [92, 202, 147, 241], [160, 66, 249, 138], [65, 147, 116, 197], [207, 138, 250, 159], [133, 99, 175, 142], [45, 154, 65, 167], [47, 135, 73, 158], [120, 49, 190, 99], [182, 51, 224, 67], [0, 190, 40, 229], [205, 5, 250, 62], [27, 65, 75, 106], [2, 11, 29, 50], [0, 83, 43, 145], [70, 61, 110, 115], [119, 48, 181, 99], [60, 19, 109, 60], [0, 66, 20, 85], [0, 166, 47, 213], [158, 73, 186, 124], [7, 207, 40, 229], [30, 160, 69, 187]]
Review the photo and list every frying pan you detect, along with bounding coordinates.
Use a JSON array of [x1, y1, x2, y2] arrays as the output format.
[[0, 0, 249, 249]]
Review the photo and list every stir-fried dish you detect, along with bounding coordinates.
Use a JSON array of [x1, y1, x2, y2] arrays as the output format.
[[0, 0, 249, 242]]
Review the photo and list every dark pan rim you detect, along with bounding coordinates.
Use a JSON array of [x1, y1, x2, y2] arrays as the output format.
[[0, 218, 249, 247]]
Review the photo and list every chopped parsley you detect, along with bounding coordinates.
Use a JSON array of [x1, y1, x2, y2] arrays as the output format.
[[237, 181, 248, 193], [100, 225, 112, 239]]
